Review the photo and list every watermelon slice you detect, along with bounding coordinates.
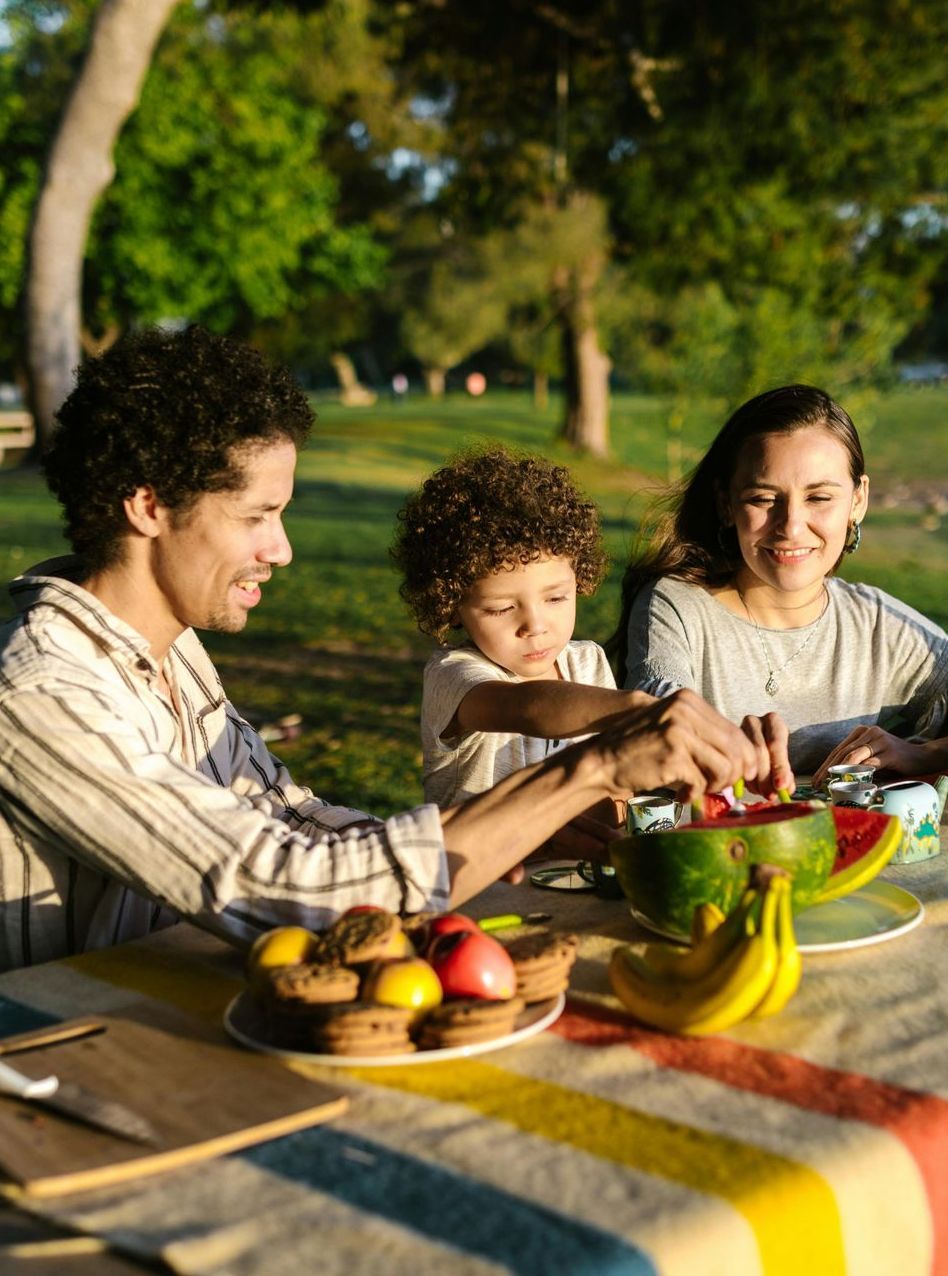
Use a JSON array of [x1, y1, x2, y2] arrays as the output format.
[[812, 806, 903, 904]]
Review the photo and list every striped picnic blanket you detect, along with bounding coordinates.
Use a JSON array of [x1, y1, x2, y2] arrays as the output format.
[[0, 853, 946, 1276]]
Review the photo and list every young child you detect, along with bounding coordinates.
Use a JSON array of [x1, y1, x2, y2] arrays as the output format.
[[392, 446, 648, 848]]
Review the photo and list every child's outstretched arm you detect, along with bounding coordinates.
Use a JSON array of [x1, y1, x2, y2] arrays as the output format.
[[451, 679, 657, 741]]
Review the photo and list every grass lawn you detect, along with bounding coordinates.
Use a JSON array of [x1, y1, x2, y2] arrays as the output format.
[[2, 386, 946, 816]]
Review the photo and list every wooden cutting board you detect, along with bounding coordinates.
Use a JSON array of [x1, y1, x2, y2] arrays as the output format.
[[0, 1007, 348, 1198]]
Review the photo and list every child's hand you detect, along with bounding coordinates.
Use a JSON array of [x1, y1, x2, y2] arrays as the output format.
[[534, 801, 627, 862]]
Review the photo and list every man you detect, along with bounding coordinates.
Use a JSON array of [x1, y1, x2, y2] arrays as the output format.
[[0, 326, 771, 970]]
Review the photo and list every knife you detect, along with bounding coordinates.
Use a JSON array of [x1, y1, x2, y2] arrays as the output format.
[[0, 1058, 162, 1147]]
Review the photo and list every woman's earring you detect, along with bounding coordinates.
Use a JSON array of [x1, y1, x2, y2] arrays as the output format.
[[844, 520, 862, 554]]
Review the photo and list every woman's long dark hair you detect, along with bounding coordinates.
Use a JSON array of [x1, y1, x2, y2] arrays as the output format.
[[606, 385, 866, 677]]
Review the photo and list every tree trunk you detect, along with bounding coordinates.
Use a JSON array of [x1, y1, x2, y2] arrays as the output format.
[[26, 0, 181, 449], [552, 250, 611, 457], [329, 351, 377, 406], [423, 367, 447, 398], [533, 369, 549, 412], [557, 302, 610, 457], [562, 323, 610, 456]]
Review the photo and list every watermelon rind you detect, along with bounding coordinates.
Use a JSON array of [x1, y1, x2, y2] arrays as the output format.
[[812, 808, 903, 904], [609, 801, 837, 939]]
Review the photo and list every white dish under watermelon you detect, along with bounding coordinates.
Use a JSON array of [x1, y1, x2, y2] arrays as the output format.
[[631, 879, 923, 954], [792, 879, 923, 952]]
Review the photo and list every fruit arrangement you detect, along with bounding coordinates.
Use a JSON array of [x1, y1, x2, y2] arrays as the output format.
[[609, 798, 901, 938], [608, 867, 801, 1035], [245, 906, 577, 1057]]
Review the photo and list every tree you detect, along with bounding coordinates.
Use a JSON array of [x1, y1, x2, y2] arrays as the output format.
[[88, 6, 388, 337], [484, 194, 614, 455], [26, 0, 181, 444], [11, 0, 410, 441], [390, 0, 948, 450], [400, 239, 507, 395]]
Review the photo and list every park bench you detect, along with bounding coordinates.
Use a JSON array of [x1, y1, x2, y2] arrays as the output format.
[[0, 410, 35, 463]]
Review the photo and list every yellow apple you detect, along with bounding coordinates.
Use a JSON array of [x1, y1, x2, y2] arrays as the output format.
[[247, 925, 322, 981], [363, 956, 443, 1015]]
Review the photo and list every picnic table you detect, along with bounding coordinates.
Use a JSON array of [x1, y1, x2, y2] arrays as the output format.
[[0, 844, 946, 1275]]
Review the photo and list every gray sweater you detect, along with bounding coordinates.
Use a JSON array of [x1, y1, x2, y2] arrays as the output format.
[[624, 576, 948, 773]]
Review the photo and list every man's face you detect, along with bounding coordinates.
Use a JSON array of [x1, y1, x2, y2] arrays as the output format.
[[153, 438, 297, 635]]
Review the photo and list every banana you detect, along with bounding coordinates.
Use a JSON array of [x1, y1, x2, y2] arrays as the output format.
[[637, 888, 758, 981], [691, 901, 726, 944], [609, 884, 781, 1036], [749, 876, 802, 1018]]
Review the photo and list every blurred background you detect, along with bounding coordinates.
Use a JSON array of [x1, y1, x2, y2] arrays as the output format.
[[0, 0, 946, 813]]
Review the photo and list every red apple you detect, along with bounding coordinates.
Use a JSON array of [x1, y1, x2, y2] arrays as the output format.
[[428, 929, 517, 1001], [422, 912, 479, 956], [342, 904, 386, 917]]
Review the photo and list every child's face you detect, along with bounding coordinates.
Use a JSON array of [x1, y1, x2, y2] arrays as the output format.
[[456, 555, 577, 679]]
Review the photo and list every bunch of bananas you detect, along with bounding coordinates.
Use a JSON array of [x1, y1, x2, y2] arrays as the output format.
[[608, 872, 801, 1036]]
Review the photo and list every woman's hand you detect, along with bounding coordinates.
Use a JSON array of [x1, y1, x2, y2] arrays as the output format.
[[813, 727, 936, 783], [739, 712, 795, 798]]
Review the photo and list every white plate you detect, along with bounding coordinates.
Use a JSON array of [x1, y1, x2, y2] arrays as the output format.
[[631, 880, 924, 954], [223, 991, 565, 1067], [793, 880, 924, 952]]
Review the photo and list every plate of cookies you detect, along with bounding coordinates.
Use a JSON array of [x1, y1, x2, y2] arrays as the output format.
[[225, 906, 576, 1066]]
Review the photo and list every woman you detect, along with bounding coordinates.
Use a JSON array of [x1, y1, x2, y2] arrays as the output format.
[[610, 385, 948, 778]]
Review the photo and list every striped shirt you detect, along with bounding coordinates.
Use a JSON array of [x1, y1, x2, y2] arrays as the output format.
[[0, 558, 449, 970]]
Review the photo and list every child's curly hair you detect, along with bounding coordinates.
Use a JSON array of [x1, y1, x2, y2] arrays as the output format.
[[392, 445, 608, 642]]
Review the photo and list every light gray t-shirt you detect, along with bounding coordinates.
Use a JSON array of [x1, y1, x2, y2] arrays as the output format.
[[422, 639, 616, 808], [624, 576, 948, 773]]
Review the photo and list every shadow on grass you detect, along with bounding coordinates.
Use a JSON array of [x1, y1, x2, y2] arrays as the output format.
[[207, 637, 429, 817]]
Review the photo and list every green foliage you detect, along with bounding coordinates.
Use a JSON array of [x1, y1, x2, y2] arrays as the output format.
[[390, 0, 948, 404], [0, 0, 395, 366], [87, 4, 387, 335], [401, 246, 508, 373], [0, 0, 97, 362]]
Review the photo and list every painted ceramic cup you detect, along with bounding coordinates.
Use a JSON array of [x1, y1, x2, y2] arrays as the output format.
[[828, 780, 881, 809], [627, 794, 683, 836], [825, 763, 876, 790], [876, 780, 941, 863]]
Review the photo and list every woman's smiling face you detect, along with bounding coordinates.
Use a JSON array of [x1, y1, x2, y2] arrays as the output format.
[[723, 426, 869, 596]]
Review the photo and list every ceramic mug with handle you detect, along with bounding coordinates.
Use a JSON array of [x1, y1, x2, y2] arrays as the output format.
[[824, 763, 876, 790], [627, 794, 683, 836], [827, 780, 881, 809]]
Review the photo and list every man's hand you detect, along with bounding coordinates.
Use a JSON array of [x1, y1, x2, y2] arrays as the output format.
[[739, 712, 795, 798], [598, 689, 760, 800], [813, 727, 934, 783]]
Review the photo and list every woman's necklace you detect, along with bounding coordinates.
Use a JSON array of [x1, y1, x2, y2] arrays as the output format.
[[737, 586, 829, 697]]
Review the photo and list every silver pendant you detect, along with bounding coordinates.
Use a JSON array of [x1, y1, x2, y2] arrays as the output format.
[[765, 674, 779, 696]]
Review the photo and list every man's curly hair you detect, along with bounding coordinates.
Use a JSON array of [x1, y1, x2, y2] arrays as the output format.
[[43, 325, 313, 573], [391, 445, 608, 642]]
